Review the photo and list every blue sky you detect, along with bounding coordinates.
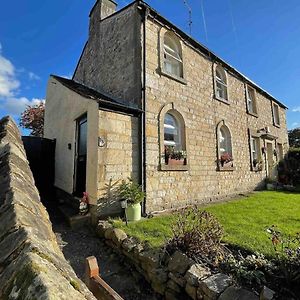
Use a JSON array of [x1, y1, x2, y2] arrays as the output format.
[[0, 0, 299, 131]]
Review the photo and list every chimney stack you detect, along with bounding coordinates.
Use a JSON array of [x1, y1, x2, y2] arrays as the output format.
[[89, 0, 117, 35]]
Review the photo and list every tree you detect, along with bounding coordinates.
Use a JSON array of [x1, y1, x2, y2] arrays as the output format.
[[288, 127, 300, 148], [20, 102, 45, 137]]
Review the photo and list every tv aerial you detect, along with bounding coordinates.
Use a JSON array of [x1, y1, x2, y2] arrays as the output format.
[[183, 0, 192, 35]]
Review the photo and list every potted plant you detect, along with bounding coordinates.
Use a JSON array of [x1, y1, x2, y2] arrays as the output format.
[[117, 179, 145, 222], [220, 152, 233, 168], [265, 177, 276, 190], [164, 146, 187, 165]]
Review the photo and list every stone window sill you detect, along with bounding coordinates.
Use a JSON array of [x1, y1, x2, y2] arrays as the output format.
[[218, 166, 235, 172], [247, 111, 258, 118], [214, 95, 230, 105], [160, 164, 189, 171], [273, 123, 281, 128], [160, 69, 187, 85]]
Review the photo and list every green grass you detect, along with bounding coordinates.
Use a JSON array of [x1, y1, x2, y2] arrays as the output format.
[[113, 191, 300, 256]]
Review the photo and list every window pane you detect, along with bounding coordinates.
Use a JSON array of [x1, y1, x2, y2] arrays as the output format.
[[273, 104, 280, 125], [164, 113, 181, 149], [219, 126, 232, 156]]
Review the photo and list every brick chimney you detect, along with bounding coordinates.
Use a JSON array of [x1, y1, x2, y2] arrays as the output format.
[[89, 0, 117, 35]]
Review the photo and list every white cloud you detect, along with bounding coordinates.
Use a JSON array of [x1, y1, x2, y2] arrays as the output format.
[[28, 71, 40, 81], [292, 122, 299, 128], [292, 107, 300, 112], [0, 97, 44, 116], [0, 53, 20, 97]]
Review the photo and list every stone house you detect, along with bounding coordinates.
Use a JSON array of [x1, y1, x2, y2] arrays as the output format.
[[44, 0, 289, 218]]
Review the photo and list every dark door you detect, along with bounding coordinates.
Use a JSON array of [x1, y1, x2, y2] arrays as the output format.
[[74, 115, 87, 197]]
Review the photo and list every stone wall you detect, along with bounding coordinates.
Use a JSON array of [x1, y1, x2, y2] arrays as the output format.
[[96, 221, 260, 300], [97, 110, 140, 217], [144, 17, 289, 212], [0, 116, 95, 300], [74, 3, 142, 107]]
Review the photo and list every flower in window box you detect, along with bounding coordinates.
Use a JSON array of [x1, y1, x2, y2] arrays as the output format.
[[164, 145, 187, 165], [220, 152, 233, 167]]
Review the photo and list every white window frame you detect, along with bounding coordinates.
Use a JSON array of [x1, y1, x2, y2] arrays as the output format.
[[214, 65, 229, 103], [272, 102, 280, 127], [246, 85, 258, 116], [248, 129, 263, 172], [216, 120, 234, 170], [163, 32, 183, 79]]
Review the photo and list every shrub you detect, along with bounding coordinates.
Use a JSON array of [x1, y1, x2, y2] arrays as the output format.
[[167, 207, 224, 265], [278, 148, 300, 186], [221, 252, 273, 287], [267, 226, 300, 290]]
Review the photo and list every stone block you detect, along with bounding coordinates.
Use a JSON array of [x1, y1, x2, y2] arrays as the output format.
[[185, 283, 197, 300], [219, 286, 259, 300], [96, 220, 112, 238], [199, 273, 231, 300], [167, 279, 181, 293], [260, 286, 275, 300], [168, 272, 186, 287], [104, 227, 114, 240], [122, 237, 138, 252], [184, 264, 211, 287], [111, 228, 127, 246], [168, 251, 193, 275]]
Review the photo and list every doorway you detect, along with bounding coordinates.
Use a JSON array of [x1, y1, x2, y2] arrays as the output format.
[[74, 114, 87, 197], [266, 142, 274, 178]]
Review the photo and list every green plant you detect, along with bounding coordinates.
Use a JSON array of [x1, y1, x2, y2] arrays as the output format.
[[164, 145, 187, 160], [117, 179, 146, 205], [167, 207, 224, 265], [267, 226, 300, 286], [221, 252, 273, 287]]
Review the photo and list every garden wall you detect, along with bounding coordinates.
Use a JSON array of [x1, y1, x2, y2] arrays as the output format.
[[0, 116, 96, 299], [96, 221, 260, 300]]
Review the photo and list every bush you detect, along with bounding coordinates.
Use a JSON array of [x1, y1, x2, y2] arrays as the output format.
[[267, 226, 300, 291], [278, 148, 300, 186], [167, 207, 224, 265]]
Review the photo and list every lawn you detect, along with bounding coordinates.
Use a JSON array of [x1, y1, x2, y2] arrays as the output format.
[[113, 191, 300, 256]]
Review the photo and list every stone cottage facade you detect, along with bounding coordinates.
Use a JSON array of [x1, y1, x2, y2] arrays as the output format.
[[44, 0, 289, 217]]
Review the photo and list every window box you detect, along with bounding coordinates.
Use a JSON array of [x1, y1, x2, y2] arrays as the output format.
[[166, 157, 187, 166]]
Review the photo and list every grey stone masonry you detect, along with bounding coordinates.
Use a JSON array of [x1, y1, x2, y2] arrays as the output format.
[[0, 116, 95, 300]]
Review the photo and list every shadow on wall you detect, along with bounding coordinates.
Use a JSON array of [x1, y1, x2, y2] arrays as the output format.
[[97, 115, 141, 219], [97, 179, 122, 218]]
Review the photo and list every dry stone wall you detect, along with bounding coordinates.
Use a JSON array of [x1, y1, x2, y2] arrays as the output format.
[[0, 116, 96, 300], [96, 221, 260, 300]]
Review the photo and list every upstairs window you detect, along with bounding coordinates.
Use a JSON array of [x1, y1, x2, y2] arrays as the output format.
[[215, 66, 228, 102], [272, 102, 280, 126], [246, 85, 258, 115], [163, 33, 183, 78], [217, 122, 234, 170]]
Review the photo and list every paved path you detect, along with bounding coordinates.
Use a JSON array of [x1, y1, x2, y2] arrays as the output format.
[[48, 206, 159, 300]]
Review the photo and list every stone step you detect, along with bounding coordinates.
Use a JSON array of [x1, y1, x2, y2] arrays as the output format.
[[58, 204, 91, 230]]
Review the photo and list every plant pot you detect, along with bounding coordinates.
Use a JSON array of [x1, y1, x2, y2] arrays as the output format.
[[266, 183, 275, 191], [125, 203, 141, 221], [167, 158, 185, 165]]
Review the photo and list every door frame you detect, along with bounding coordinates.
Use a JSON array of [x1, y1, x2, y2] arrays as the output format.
[[73, 113, 87, 195]]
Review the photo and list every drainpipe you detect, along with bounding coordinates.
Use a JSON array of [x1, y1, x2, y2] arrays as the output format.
[[141, 5, 149, 216]]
